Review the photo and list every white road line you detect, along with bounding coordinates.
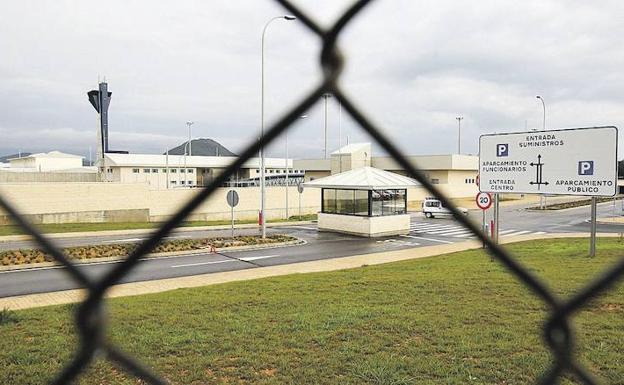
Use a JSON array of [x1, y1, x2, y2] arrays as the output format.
[[502, 230, 531, 237], [455, 233, 477, 238], [426, 227, 467, 234], [533, 231, 547, 235], [410, 223, 455, 230], [498, 229, 517, 235], [171, 260, 234, 268], [411, 225, 459, 232], [239, 255, 279, 262], [436, 230, 474, 236], [400, 235, 454, 244], [101, 238, 145, 243]]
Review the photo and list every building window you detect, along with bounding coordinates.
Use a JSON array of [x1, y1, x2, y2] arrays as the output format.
[[170, 169, 177, 173], [180, 181, 185, 185], [170, 181, 177, 185], [431, 178, 439, 184], [107, 168, 113, 174], [187, 169, 194, 173], [162, 169, 167, 173], [187, 181, 193, 185], [371, 190, 407, 216], [132, 169, 139, 174], [143, 168, 151, 173], [180, 169, 186, 173], [152, 169, 158, 173]]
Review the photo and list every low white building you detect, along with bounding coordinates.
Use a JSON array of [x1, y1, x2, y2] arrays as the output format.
[[294, 143, 479, 198], [7, 151, 85, 171], [305, 166, 419, 237], [101, 153, 301, 189]]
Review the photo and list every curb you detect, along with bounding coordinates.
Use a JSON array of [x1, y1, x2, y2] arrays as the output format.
[[0, 239, 306, 272], [0, 232, 620, 311], [0, 221, 315, 243]]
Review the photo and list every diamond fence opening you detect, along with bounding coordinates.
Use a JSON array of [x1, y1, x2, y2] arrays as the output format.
[[0, 1, 622, 384]]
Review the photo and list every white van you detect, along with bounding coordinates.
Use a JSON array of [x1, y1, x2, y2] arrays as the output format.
[[422, 197, 468, 218]]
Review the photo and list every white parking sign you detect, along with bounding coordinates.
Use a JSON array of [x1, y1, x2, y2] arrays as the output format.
[[479, 126, 618, 196]]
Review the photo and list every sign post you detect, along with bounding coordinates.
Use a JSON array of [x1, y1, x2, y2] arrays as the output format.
[[590, 197, 597, 257], [476, 192, 493, 248], [479, 126, 618, 255], [226, 190, 239, 238]]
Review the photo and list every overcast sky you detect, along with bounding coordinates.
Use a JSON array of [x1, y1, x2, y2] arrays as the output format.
[[1, 0, 623, 160]]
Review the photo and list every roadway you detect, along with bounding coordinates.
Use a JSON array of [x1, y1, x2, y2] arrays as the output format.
[[1, 200, 622, 298]]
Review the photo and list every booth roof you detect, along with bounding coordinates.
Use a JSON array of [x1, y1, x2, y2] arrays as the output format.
[[303, 166, 420, 190]]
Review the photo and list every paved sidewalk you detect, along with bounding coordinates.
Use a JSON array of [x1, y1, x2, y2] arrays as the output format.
[[0, 232, 617, 311]]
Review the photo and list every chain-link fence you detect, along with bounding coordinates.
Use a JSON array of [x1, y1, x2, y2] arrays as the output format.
[[0, 1, 622, 384]]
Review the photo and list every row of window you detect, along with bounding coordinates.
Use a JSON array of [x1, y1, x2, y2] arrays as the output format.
[[465, 178, 476, 184], [132, 168, 194, 174], [254, 169, 304, 174], [322, 189, 407, 217], [169, 180, 194, 185]]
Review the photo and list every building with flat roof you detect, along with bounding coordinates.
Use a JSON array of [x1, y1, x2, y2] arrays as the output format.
[[7, 151, 86, 172], [102, 153, 300, 189], [294, 143, 479, 198]]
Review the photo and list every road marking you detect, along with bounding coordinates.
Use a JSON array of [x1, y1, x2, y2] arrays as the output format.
[[533, 231, 547, 235], [410, 223, 457, 229], [101, 238, 145, 243], [499, 229, 517, 235], [239, 255, 279, 262], [502, 230, 531, 237], [400, 235, 454, 244], [437, 230, 474, 236], [171, 260, 234, 268]]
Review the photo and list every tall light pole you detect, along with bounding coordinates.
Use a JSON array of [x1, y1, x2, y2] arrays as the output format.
[[456, 116, 463, 154], [338, 99, 343, 172], [536, 95, 546, 130], [183, 121, 194, 186], [285, 114, 308, 219], [261, 15, 296, 238], [323, 93, 332, 159], [536, 96, 546, 209]]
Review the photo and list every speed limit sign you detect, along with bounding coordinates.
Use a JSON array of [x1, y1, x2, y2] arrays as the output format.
[[476, 192, 492, 210]]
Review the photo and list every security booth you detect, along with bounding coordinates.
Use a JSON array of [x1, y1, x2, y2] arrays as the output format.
[[304, 167, 419, 237]]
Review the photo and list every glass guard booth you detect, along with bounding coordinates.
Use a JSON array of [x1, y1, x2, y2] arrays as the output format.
[[321, 188, 407, 216]]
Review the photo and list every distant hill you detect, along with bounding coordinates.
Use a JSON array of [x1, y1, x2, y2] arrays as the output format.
[[165, 138, 236, 157], [0, 153, 31, 163]]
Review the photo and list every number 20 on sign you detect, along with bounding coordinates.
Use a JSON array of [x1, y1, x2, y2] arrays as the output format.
[[476, 192, 493, 210]]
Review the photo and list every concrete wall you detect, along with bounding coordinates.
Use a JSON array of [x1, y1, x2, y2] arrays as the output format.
[[318, 212, 410, 237], [0, 171, 98, 183], [0, 183, 320, 224]]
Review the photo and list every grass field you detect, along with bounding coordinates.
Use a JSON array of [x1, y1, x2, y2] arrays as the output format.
[[0, 214, 318, 236], [1, 238, 623, 384]]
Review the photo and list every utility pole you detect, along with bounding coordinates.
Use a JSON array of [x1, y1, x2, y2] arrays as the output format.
[[323, 93, 332, 159], [260, 15, 297, 238], [456, 116, 463, 154]]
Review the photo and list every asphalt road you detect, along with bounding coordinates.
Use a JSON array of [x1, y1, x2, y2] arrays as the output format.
[[1, 200, 622, 298]]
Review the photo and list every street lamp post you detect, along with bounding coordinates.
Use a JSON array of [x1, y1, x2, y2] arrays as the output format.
[[261, 15, 296, 238], [536, 96, 546, 130], [323, 93, 332, 159], [285, 114, 308, 219], [456, 116, 463, 154], [183, 121, 194, 182], [536, 96, 546, 209]]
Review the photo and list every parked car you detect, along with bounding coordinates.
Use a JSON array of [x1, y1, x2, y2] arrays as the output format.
[[421, 197, 468, 218]]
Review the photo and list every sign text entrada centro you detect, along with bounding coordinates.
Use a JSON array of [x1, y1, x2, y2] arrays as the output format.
[[478, 126, 618, 196]]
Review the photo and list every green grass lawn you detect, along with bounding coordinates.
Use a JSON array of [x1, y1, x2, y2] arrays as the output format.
[[1, 238, 623, 385], [0, 214, 318, 236]]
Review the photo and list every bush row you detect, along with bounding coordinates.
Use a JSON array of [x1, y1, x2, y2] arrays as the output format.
[[0, 234, 296, 266]]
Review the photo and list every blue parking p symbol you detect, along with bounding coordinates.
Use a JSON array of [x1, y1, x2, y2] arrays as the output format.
[[578, 161, 594, 175], [496, 144, 508, 157]]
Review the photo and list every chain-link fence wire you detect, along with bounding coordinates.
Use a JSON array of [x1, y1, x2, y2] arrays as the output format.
[[0, 0, 623, 384]]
